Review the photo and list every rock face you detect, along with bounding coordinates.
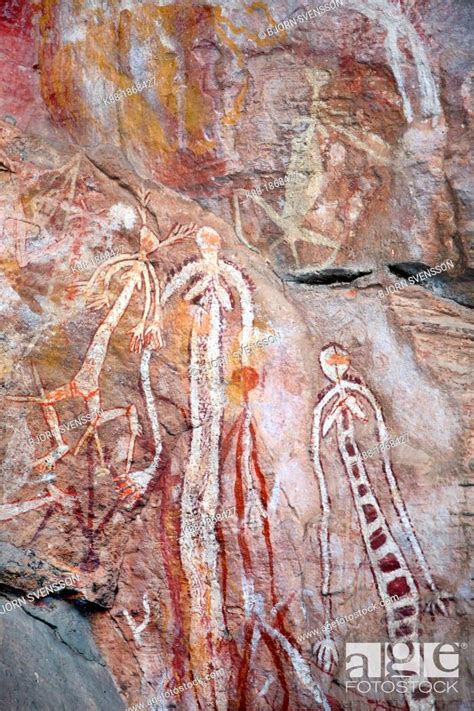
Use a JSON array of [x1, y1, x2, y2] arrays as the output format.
[[0, 590, 126, 711], [0, 1, 472, 710]]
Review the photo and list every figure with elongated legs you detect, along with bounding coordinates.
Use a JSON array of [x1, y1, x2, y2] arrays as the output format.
[[311, 343, 448, 710], [0, 361, 73, 521], [7, 191, 196, 497], [235, 69, 390, 270], [221, 366, 330, 710], [162, 235, 330, 709], [161, 226, 254, 709]]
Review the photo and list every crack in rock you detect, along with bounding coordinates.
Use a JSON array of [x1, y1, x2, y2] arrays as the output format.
[[284, 268, 373, 285]]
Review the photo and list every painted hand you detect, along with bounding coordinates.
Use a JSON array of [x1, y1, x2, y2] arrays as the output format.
[[128, 323, 146, 353], [161, 221, 198, 247], [74, 279, 111, 310], [144, 321, 163, 349]]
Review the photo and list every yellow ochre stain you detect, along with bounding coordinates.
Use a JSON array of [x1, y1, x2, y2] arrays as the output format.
[[38, 1, 280, 158]]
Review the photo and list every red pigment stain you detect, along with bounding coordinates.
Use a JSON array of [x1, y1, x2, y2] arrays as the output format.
[[231, 366, 259, 395], [370, 528, 386, 550], [387, 576, 410, 598], [379, 553, 401, 573], [0, 0, 35, 34], [395, 624, 413, 638], [394, 605, 416, 620], [158, 449, 188, 683], [363, 503, 378, 523]]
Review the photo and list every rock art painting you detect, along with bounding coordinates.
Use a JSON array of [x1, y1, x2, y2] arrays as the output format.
[[312, 344, 449, 710], [0, 1, 472, 710]]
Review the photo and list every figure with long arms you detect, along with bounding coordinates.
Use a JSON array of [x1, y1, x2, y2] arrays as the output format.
[[311, 343, 449, 710], [7, 190, 195, 496], [161, 226, 254, 709], [162, 231, 330, 710]]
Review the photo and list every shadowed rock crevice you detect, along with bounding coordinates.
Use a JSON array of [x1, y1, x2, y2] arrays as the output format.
[[0, 542, 82, 593], [284, 268, 373, 285], [388, 263, 474, 308]]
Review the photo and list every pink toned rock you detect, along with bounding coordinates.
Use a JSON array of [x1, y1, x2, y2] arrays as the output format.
[[0, 1, 472, 710]]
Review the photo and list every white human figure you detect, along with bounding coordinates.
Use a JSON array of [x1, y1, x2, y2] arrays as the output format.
[[161, 226, 254, 708], [311, 343, 448, 710], [240, 69, 337, 268], [162, 231, 331, 709], [122, 589, 167, 697], [123, 591, 152, 646], [236, 68, 390, 269]]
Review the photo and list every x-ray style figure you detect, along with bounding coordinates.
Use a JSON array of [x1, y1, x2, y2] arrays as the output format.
[[7, 191, 195, 496], [311, 344, 448, 710]]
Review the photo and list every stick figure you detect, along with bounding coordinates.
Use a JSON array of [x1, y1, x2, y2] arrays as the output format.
[[220, 366, 330, 710], [7, 191, 195, 493]]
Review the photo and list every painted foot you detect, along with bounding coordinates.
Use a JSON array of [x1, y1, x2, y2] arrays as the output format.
[[128, 405, 142, 437], [114, 474, 140, 504], [313, 637, 338, 674], [425, 591, 450, 617], [129, 468, 153, 494]]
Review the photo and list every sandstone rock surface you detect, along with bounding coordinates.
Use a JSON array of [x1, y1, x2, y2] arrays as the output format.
[[0, 1, 472, 710]]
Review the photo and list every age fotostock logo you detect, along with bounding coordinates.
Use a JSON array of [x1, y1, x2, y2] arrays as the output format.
[[345, 642, 461, 696]]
